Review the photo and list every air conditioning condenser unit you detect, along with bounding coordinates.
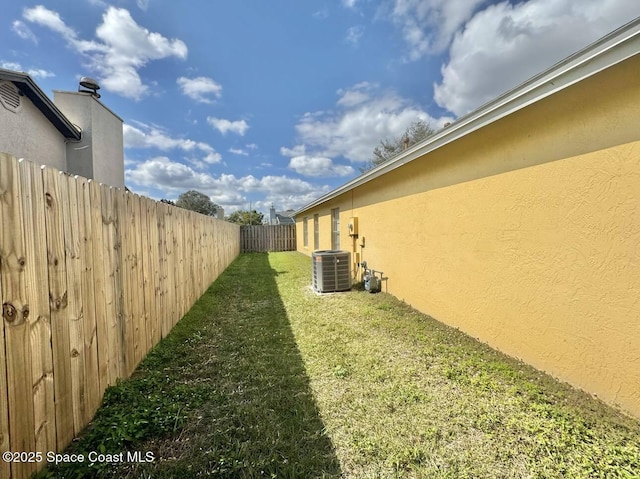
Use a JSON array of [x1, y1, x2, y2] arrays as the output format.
[[312, 250, 351, 293]]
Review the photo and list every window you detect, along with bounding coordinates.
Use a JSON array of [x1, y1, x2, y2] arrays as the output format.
[[313, 214, 319, 250], [331, 208, 340, 250], [303, 217, 309, 247]]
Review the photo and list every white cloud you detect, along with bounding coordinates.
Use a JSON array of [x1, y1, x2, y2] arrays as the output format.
[[23, 6, 187, 100], [207, 117, 249, 136], [229, 148, 248, 156], [288, 156, 355, 177], [12, 20, 37, 43], [280, 144, 306, 157], [248, 175, 331, 211], [126, 156, 328, 211], [123, 123, 221, 164], [177, 76, 222, 104], [343, 0, 359, 8], [0, 61, 55, 79], [281, 144, 355, 177], [314, 8, 329, 20], [345, 25, 365, 46], [336, 81, 374, 107], [28, 68, 55, 79], [23, 5, 78, 40], [288, 82, 449, 164], [390, 0, 489, 59], [203, 152, 222, 164], [433, 0, 640, 116], [126, 155, 226, 192]]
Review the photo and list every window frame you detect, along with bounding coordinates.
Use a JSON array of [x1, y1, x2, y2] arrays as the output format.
[[303, 216, 309, 248], [313, 214, 319, 250], [331, 208, 340, 250]]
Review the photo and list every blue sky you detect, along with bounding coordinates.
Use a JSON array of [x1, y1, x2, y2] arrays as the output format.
[[2, 1, 639, 216]]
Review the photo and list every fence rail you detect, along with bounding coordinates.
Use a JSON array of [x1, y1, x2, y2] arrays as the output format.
[[240, 224, 296, 253], [0, 153, 240, 479]]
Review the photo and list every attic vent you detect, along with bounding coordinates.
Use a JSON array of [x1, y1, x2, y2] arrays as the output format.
[[0, 81, 21, 112]]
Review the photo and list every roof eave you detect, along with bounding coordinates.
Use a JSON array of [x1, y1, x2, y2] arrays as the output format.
[[294, 16, 640, 217], [0, 69, 81, 141]]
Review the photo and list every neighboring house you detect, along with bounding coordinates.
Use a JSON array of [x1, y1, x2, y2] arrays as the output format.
[[294, 18, 640, 418], [0, 69, 125, 188], [269, 205, 295, 225]]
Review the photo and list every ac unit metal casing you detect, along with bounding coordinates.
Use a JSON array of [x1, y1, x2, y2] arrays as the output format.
[[312, 250, 351, 293]]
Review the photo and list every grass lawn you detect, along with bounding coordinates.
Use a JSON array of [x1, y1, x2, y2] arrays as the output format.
[[37, 252, 640, 478]]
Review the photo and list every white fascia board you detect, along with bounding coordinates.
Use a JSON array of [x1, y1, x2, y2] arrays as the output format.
[[294, 16, 640, 217]]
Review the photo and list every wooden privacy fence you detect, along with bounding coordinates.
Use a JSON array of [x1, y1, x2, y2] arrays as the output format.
[[0, 153, 240, 479], [240, 224, 296, 252]]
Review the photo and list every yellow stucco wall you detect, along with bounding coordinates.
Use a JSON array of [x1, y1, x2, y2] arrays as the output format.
[[297, 53, 640, 417]]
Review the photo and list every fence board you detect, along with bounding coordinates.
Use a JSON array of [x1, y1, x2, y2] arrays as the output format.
[[162, 205, 174, 338], [0, 162, 9, 479], [187, 212, 196, 305], [137, 196, 147, 361], [113, 187, 127, 382], [1, 155, 36, 479], [0, 155, 10, 479], [42, 168, 74, 451], [122, 192, 136, 376], [62, 175, 88, 436], [100, 186, 118, 385], [144, 198, 160, 350], [77, 177, 101, 419], [19, 160, 56, 460], [131, 193, 145, 369], [89, 180, 109, 394], [112, 187, 127, 382], [157, 203, 169, 339], [240, 224, 296, 253], [173, 208, 183, 325]]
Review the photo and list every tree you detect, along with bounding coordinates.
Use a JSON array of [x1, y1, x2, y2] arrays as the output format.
[[359, 119, 435, 173], [226, 209, 264, 225], [175, 190, 219, 216], [159, 198, 175, 206]]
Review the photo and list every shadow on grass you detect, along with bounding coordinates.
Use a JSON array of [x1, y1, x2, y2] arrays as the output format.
[[38, 253, 341, 479], [169, 252, 342, 477]]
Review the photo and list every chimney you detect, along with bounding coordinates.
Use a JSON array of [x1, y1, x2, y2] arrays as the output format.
[[54, 77, 124, 188], [269, 204, 276, 225]]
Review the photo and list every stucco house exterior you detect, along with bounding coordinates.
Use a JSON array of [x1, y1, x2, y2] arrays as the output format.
[[0, 69, 125, 188], [294, 18, 640, 417]]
